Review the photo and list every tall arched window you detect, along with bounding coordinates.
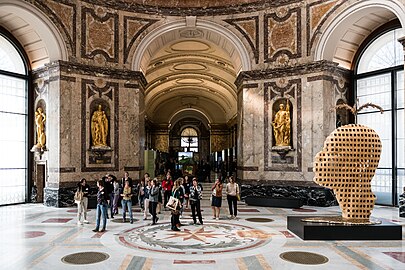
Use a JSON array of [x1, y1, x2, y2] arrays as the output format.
[[355, 26, 404, 205], [0, 30, 29, 205], [181, 127, 198, 152]]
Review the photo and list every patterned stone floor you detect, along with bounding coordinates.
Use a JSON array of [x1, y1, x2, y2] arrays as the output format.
[[0, 202, 404, 269]]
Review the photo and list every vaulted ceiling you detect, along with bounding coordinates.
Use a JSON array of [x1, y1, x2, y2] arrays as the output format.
[[144, 28, 239, 126]]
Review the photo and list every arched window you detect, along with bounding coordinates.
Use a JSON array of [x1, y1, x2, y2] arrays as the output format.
[[0, 30, 29, 205], [181, 127, 198, 152], [355, 26, 404, 205]]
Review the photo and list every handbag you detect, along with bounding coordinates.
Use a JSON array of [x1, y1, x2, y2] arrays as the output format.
[[166, 196, 179, 211], [74, 190, 84, 202]]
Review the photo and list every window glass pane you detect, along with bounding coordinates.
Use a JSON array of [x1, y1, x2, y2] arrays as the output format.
[[357, 28, 404, 74], [372, 168, 393, 205], [357, 73, 391, 112], [357, 112, 392, 168], [397, 71, 404, 109], [397, 109, 404, 169], [181, 128, 197, 137], [0, 35, 25, 75], [0, 75, 27, 114], [0, 71, 27, 205]]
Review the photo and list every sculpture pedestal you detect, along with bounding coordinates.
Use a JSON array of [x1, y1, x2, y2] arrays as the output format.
[[287, 216, 402, 240]]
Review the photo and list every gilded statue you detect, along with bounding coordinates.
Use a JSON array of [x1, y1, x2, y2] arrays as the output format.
[[272, 102, 291, 147], [91, 105, 108, 147], [35, 107, 46, 148]]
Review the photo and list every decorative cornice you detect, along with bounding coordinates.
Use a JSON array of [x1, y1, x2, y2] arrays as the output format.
[[235, 60, 350, 87], [79, 0, 301, 16], [33, 61, 148, 89]]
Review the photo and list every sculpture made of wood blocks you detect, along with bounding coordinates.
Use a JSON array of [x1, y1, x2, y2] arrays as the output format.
[[313, 124, 381, 221]]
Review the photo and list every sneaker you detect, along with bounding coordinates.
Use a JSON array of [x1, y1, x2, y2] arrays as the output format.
[[83, 220, 89, 224], [231, 215, 235, 219], [92, 228, 99, 232], [77, 221, 83, 225], [216, 217, 219, 221], [99, 228, 105, 232], [130, 220, 133, 224]]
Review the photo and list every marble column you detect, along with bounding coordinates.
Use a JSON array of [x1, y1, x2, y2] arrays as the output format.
[[33, 61, 146, 207], [235, 61, 350, 186]]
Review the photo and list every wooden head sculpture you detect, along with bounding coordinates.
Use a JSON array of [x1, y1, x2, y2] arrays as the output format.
[[313, 124, 381, 220]]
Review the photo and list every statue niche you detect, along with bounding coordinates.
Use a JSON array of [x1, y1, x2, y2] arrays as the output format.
[[272, 99, 292, 149], [91, 104, 109, 148]]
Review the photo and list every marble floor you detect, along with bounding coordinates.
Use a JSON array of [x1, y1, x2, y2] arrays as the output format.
[[0, 199, 404, 270]]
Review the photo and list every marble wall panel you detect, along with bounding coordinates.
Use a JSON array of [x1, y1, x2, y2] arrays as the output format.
[[81, 6, 119, 63], [224, 16, 259, 63], [30, 0, 77, 56], [306, 0, 344, 56], [264, 6, 301, 63]]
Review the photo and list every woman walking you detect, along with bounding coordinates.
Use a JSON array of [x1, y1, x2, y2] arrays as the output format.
[[113, 179, 120, 215], [121, 180, 134, 223], [170, 179, 183, 231], [189, 178, 203, 225], [93, 180, 108, 232], [226, 176, 239, 219], [76, 178, 90, 225], [211, 178, 223, 220], [143, 179, 151, 220], [149, 178, 160, 225], [183, 175, 190, 209]]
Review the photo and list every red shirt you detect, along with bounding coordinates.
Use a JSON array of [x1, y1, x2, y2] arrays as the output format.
[[162, 179, 173, 191]]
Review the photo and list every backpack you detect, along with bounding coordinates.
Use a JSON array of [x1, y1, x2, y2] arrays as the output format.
[[74, 190, 84, 202]]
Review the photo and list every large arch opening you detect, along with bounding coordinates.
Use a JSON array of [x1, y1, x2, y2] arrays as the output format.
[[137, 19, 249, 179], [0, 0, 68, 69], [314, 1, 405, 206]]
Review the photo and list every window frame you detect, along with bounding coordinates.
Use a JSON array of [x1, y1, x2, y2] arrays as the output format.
[[353, 21, 404, 206], [0, 26, 32, 205]]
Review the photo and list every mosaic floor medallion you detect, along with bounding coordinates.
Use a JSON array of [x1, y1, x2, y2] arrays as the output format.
[[111, 218, 139, 223], [245, 218, 274, 223], [24, 231, 46, 238], [117, 222, 275, 255], [61, 252, 109, 265], [280, 251, 329, 265]]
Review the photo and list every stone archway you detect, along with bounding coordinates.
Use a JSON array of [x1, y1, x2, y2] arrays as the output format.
[[0, 0, 68, 68], [313, 0, 405, 68], [136, 18, 249, 177]]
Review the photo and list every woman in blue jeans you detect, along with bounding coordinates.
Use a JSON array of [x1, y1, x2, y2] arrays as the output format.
[[121, 180, 134, 223], [93, 180, 108, 232]]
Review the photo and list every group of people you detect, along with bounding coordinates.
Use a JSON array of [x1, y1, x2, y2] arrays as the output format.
[[74, 171, 240, 233]]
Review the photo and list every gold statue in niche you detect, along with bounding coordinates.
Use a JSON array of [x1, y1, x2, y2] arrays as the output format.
[[272, 102, 291, 146], [35, 107, 46, 148], [91, 105, 108, 147]]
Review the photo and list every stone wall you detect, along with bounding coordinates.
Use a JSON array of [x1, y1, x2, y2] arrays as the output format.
[[21, 0, 356, 206]]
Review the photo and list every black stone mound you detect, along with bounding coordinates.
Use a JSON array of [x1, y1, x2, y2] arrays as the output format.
[[287, 216, 402, 240], [241, 184, 337, 207], [245, 196, 303, 208]]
